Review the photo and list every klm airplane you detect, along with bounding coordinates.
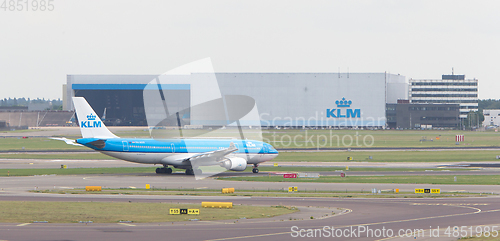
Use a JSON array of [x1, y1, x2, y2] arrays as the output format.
[[55, 97, 278, 175]]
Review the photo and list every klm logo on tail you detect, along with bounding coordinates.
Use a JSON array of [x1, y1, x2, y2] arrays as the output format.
[[81, 113, 102, 128], [326, 97, 361, 118]]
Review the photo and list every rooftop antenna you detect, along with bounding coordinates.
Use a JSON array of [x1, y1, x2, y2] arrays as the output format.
[[452, 67, 454, 75]]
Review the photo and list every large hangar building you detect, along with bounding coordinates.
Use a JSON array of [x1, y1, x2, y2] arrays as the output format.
[[64, 73, 407, 128]]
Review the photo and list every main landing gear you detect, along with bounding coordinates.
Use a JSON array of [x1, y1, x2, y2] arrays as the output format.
[[252, 164, 259, 173], [155, 166, 172, 174]]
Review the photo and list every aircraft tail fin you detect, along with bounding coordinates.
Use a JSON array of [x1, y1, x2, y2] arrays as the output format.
[[72, 97, 118, 139]]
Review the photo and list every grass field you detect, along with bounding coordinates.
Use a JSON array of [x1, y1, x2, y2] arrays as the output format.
[[2, 129, 500, 151], [0, 201, 297, 223], [255, 166, 473, 172], [0, 166, 476, 177], [0, 138, 85, 151], [0, 129, 44, 134], [34, 188, 489, 198], [0, 153, 115, 160], [274, 150, 500, 162], [0, 152, 116, 160], [1, 148, 500, 163], [264, 129, 500, 148], [460, 235, 500, 240], [219, 175, 500, 185], [0, 167, 158, 176]]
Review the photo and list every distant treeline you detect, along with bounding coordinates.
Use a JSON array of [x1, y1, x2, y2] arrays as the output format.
[[0, 98, 63, 110], [478, 99, 500, 111], [1, 98, 499, 112]]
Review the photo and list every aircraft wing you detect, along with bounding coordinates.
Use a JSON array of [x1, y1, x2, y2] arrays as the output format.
[[49, 137, 84, 146], [185, 142, 238, 165], [160, 142, 238, 166]]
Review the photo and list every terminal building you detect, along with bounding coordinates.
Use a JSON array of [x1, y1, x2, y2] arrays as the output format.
[[386, 102, 460, 129], [483, 109, 500, 127], [64, 73, 408, 128], [409, 74, 478, 119]]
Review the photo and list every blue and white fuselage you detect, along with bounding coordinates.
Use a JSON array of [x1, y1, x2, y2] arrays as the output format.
[[76, 138, 278, 168], [61, 97, 279, 175]]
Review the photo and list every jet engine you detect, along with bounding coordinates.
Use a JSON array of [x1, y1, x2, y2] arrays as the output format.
[[220, 157, 247, 171]]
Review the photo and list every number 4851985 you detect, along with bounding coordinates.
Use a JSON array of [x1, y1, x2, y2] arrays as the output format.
[[1, 0, 55, 11]]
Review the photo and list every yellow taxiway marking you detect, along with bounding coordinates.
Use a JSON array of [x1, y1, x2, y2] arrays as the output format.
[[118, 223, 135, 227], [16, 223, 31, 227]]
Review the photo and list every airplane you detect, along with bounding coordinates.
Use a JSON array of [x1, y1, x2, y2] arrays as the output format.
[[54, 97, 279, 175]]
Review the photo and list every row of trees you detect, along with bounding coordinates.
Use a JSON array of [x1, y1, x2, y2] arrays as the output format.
[[0, 98, 63, 110], [463, 111, 484, 129], [471, 99, 500, 129], [478, 99, 500, 111]]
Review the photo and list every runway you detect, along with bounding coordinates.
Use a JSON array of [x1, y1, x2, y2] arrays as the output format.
[[1, 143, 500, 240], [0, 170, 500, 240], [0, 193, 499, 241], [2, 173, 500, 194]]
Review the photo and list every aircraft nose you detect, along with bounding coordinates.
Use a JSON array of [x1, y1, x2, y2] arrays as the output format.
[[267, 144, 279, 154]]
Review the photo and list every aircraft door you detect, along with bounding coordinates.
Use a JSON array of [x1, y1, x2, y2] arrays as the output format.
[[122, 141, 129, 151], [171, 143, 175, 153]]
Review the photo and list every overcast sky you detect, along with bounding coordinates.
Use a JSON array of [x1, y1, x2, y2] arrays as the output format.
[[1, 0, 499, 99]]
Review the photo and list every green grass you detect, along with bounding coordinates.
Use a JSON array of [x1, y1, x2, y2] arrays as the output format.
[[263, 129, 500, 148], [0, 166, 475, 177], [0, 201, 297, 223], [0, 129, 44, 133], [0, 138, 86, 151], [2, 129, 500, 151], [460, 235, 500, 240], [274, 150, 500, 162], [2, 148, 500, 164], [252, 166, 473, 172], [0, 153, 115, 160], [0, 167, 161, 176], [219, 175, 500, 185], [34, 188, 489, 198]]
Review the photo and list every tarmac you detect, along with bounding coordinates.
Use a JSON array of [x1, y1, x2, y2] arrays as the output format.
[[0, 190, 499, 241], [1, 128, 500, 240], [0, 173, 499, 241]]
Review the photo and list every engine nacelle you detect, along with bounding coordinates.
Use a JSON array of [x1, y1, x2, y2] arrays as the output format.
[[220, 157, 247, 171]]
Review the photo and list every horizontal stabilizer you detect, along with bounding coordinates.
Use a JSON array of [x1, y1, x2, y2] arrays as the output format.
[[49, 137, 83, 146]]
